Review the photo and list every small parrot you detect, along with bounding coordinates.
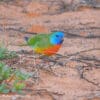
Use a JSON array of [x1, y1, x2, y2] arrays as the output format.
[[24, 31, 64, 56]]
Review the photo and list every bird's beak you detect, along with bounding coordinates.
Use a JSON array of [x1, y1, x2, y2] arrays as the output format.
[[60, 39, 64, 43]]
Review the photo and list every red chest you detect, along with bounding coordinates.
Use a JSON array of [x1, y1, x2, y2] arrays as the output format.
[[43, 45, 61, 56]]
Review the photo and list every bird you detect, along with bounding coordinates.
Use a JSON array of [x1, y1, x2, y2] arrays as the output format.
[[24, 31, 64, 56]]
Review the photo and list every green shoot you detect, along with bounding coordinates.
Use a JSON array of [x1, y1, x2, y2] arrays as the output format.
[[0, 62, 11, 81], [12, 80, 25, 93], [0, 83, 9, 93], [0, 45, 17, 60], [0, 62, 32, 94]]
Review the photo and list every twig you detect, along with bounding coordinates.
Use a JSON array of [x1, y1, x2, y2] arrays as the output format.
[[66, 48, 100, 57], [64, 32, 100, 39], [79, 55, 100, 63], [82, 76, 100, 87], [23, 88, 64, 99]]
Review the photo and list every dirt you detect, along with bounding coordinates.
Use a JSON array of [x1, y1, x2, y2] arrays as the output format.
[[0, 0, 100, 100]]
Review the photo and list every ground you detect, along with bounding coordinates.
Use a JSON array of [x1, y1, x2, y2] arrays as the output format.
[[0, 0, 100, 100]]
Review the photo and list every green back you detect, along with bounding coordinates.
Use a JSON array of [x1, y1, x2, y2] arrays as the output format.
[[27, 33, 53, 49]]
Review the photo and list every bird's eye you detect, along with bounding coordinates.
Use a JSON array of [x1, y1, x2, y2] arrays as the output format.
[[56, 35, 59, 37]]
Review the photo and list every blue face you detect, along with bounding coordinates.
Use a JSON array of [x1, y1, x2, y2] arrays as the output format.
[[50, 31, 64, 45]]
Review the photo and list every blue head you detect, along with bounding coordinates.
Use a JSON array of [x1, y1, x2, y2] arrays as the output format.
[[50, 31, 64, 45]]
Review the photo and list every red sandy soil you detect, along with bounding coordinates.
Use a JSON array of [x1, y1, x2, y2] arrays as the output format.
[[0, 0, 100, 100]]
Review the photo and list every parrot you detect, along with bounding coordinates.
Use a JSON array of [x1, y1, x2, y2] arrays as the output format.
[[24, 31, 64, 56]]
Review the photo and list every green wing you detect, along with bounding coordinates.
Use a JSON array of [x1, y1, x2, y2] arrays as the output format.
[[27, 34, 53, 49]]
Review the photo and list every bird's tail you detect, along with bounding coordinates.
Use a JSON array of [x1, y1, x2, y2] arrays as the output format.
[[24, 36, 29, 42], [18, 37, 29, 46]]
